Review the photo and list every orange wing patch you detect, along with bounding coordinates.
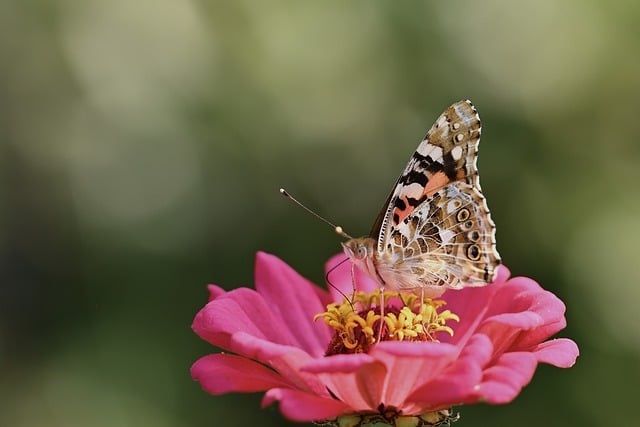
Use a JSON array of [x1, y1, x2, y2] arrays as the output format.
[[392, 171, 453, 225], [424, 171, 452, 198]]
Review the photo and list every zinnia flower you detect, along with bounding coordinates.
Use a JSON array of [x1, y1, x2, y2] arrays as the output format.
[[191, 252, 578, 425]]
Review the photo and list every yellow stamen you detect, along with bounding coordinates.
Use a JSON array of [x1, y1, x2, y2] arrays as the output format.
[[315, 289, 460, 355]]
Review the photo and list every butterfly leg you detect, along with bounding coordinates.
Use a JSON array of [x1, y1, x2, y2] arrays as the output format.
[[418, 287, 435, 340], [377, 286, 385, 343], [350, 263, 357, 302]]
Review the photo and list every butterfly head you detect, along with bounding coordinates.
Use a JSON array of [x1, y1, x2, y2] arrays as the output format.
[[341, 238, 372, 260], [341, 237, 383, 286]]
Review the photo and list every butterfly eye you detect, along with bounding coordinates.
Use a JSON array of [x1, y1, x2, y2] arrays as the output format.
[[356, 245, 367, 259]]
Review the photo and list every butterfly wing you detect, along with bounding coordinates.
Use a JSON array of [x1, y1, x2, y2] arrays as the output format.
[[372, 100, 500, 291], [375, 181, 500, 292]]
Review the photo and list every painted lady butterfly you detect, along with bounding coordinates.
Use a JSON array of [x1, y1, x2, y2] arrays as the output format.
[[342, 100, 501, 297]]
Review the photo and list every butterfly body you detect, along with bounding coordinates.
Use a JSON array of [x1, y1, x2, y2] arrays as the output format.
[[343, 100, 500, 297]]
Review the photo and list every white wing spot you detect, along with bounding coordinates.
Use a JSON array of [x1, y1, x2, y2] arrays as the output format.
[[447, 199, 461, 211], [440, 229, 456, 244], [404, 182, 425, 198], [451, 145, 463, 160], [435, 115, 448, 129], [455, 133, 464, 142], [453, 122, 461, 130], [417, 142, 443, 160]]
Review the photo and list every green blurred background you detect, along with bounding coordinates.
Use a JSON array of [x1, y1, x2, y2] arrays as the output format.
[[1, 1, 638, 426]]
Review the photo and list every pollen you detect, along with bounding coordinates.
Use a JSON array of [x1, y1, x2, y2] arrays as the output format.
[[315, 290, 459, 355]]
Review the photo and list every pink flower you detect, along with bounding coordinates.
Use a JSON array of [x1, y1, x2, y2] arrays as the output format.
[[191, 252, 578, 424]]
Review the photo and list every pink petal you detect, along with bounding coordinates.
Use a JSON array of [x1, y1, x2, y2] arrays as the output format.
[[445, 273, 572, 355], [303, 353, 378, 373], [254, 252, 331, 356], [191, 353, 290, 394], [230, 330, 306, 358], [533, 338, 579, 367], [484, 277, 565, 331], [262, 388, 351, 422], [207, 284, 226, 301], [409, 334, 494, 409], [372, 341, 462, 409], [473, 352, 538, 404], [302, 342, 462, 413], [352, 362, 388, 409], [372, 340, 459, 359], [493, 264, 512, 283], [477, 279, 572, 355], [483, 311, 545, 330], [439, 267, 509, 345], [303, 353, 387, 411], [192, 287, 296, 352], [229, 331, 329, 396]]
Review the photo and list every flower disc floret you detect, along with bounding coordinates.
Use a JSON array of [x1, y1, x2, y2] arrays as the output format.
[[315, 290, 459, 355]]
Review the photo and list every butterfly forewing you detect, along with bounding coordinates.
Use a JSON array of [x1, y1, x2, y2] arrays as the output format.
[[373, 101, 482, 247], [360, 100, 500, 294]]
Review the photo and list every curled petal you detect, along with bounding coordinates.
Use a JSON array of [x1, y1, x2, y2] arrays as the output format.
[[192, 288, 291, 352], [532, 338, 579, 367], [262, 388, 351, 422], [231, 332, 327, 395], [409, 334, 494, 409], [207, 284, 226, 301], [303, 353, 387, 411], [473, 352, 538, 404], [370, 341, 460, 408], [191, 353, 290, 394]]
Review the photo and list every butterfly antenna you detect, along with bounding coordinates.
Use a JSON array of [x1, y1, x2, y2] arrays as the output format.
[[279, 188, 353, 239]]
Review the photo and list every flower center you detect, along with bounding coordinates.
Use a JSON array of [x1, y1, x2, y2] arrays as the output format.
[[315, 290, 459, 355]]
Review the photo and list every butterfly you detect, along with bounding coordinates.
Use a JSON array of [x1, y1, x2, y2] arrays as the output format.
[[342, 100, 501, 298]]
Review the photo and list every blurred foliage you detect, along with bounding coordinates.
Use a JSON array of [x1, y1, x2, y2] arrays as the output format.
[[1, 0, 639, 426]]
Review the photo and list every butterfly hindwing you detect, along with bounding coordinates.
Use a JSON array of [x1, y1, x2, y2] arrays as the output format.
[[376, 181, 500, 290]]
